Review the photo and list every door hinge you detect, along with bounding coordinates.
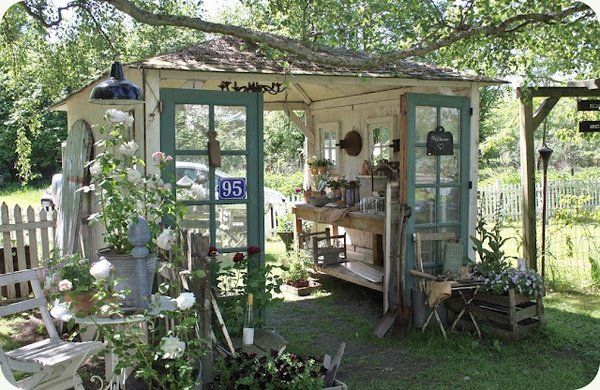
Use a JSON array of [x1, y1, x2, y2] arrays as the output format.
[[158, 100, 164, 113], [469, 107, 473, 116], [469, 181, 473, 189]]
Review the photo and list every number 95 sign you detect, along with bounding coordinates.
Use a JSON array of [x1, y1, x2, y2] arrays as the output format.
[[218, 178, 247, 200]]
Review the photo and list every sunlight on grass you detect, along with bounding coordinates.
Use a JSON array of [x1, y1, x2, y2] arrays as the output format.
[[0, 182, 48, 209]]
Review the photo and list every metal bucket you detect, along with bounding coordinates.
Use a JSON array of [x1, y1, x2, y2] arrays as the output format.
[[411, 286, 447, 329], [97, 249, 157, 308]]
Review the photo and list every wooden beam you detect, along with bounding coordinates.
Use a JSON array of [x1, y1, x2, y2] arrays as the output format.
[[292, 83, 312, 105], [264, 102, 307, 111], [518, 92, 537, 269], [532, 97, 560, 130], [567, 79, 600, 89], [283, 105, 314, 145], [524, 87, 600, 98]]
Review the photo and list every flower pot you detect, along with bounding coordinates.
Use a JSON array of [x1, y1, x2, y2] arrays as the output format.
[[277, 232, 295, 252], [65, 291, 95, 316], [282, 279, 321, 296], [303, 192, 311, 203], [97, 248, 157, 309], [317, 165, 328, 175]]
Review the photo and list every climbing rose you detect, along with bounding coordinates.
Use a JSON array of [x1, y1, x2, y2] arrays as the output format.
[[89, 161, 101, 176], [117, 140, 139, 157], [106, 109, 134, 127], [175, 292, 196, 310], [233, 252, 245, 263], [50, 302, 73, 322], [160, 336, 186, 359], [157, 228, 177, 251], [90, 257, 113, 280], [248, 246, 261, 255], [126, 168, 142, 185], [57, 279, 73, 292], [208, 246, 218, 256]]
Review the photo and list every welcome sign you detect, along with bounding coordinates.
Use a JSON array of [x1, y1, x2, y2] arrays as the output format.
[[426, 125, 454, 155]]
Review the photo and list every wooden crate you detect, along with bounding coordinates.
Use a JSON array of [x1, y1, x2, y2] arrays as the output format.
[[469, 289, 545, 339]]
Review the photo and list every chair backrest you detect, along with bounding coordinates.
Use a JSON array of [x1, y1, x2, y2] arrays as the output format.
[[0, 268, 59, 341]]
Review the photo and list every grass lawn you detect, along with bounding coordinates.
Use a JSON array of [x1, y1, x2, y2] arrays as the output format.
[[0, 182, 48, 209], [264, 240, 599, 390]]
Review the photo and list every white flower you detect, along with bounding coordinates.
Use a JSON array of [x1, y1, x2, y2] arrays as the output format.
[[163, 183, 172, 192], [126, 168, 142, 185], [87, 212, 102, 223], [90, 257, 113, 280], [58, 279, 73, 292], [151, 294, 177, 313], [160, 336, 185, 359], [50, 302, 73, 322], [190, 183, 205, 199], [106, 109, 134, 127], [175, 292, 196, 310], [89, 161, 101, 177], [157, 228, 177, 251], [117, 141, 139, 157], [76, 184, 95, 194]]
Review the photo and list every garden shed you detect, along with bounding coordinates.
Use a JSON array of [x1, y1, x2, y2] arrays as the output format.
[[50, 36, 504, 313]]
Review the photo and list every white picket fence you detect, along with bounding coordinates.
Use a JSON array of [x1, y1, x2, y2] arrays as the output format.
[[0, 203, 57, 300], [478, 180, 600, 220]]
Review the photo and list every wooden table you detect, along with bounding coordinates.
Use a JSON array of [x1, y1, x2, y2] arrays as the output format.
[[292, 203, 386, 293]]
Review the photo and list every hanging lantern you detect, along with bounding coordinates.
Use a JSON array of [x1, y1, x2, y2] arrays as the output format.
[[89, 59, 144, 105], [538, 144, 553, 170]]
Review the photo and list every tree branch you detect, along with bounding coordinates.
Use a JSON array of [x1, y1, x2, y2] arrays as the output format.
[[21, 0, 81, 28], [25, 0, 594, 70]]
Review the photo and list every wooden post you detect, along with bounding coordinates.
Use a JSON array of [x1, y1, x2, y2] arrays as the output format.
[[517, 89, 537, 269]]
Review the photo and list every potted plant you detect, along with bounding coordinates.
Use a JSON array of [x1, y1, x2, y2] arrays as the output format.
[[307, 157, 333, 175], [86, 109, 183, 308], [282, 251, 321, 296], [327, 177, 348, 200], [277, 213, 296, 252]]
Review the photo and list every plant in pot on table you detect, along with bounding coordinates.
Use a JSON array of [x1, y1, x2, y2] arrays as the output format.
[[307, 156, 333, 175], [327, 177, 348, 202], [85, 109, 182, 308]]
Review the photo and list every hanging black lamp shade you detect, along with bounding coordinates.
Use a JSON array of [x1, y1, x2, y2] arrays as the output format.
[[89, 60, 144, 105]]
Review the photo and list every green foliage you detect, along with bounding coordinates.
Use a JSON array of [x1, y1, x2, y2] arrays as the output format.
[[471, 215, 513, 275], [264, 171, 303, 197], [589, 257, 600, 288], [282, 250, 312, 284], [213, 350, 325, 389], [44, 252, 95, 299]]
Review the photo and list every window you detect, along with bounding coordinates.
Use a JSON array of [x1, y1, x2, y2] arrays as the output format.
[[318, 122, 340, 168], [367, 117, 395, 162]]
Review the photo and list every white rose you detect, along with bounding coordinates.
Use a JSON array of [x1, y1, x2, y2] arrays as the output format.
[[117, 141, 139, 157], [160, 336, 185, 359], [190, 183, 205, 199], [107, 109, 134, 127], [90, 257, 113, 280], [157, 228, 177, 251], [50, 302, 73, 322], [175, 292, 195, 310], [89, 161, 101, 177], [126, 168, 142, 185], [58, 279, 73, 292]]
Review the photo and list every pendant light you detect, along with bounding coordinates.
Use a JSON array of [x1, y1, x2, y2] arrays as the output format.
[[89, 57, 144, 105]]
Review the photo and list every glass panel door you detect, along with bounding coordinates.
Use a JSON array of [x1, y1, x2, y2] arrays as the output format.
[[160, 89, 263, 261], [407, 94, 470, 282]]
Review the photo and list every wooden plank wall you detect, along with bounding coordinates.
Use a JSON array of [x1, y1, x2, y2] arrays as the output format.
[[0, 203, 57, 300]]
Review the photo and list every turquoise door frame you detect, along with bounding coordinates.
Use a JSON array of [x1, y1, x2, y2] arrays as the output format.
[[406, 93, 471, 295], [160, 88, 264, 267]]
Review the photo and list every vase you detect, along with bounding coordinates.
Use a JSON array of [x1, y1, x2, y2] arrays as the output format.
[[65, 291, 95, 316], [318, 166, 328, 175], [97, 248, 157, 309]]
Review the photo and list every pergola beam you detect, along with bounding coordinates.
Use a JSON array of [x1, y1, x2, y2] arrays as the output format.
[[567, 79, 600, 89], [292, 83, 313, 105], [532, 97, 560, 130], [525, 87, 600, 97]]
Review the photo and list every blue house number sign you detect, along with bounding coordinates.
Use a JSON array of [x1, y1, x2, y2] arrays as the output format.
[[218, 178, 247, 200]]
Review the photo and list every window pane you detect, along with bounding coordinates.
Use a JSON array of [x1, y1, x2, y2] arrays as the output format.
[[415, 147, 437, 184], [175, 155, 210, 201], [175, 104, 209, 150], [440, 107, 460, 143], [372, 127, 391, 161], [215, 106, 246, 150], [181, 205, 210, 234], [439, 187, 460, 223], [416, 106, 437, 143], [216, 204, 247, 248], [219, 155, 247, 180], [414, 227, 437, 271], [440, 150, 460, 184], [414, 187, 436, 224]]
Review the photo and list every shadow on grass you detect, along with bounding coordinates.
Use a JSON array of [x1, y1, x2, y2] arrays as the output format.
[[267, 274, 600, 389]]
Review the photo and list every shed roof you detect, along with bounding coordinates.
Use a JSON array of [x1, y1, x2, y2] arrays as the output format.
[[134, 36, 502, 83]]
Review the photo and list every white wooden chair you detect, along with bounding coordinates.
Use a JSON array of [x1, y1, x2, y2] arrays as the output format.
[[0, 268, 104, 389]]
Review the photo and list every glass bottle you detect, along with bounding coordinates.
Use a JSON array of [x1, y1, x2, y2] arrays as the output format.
[[242, 293, 254, 346]]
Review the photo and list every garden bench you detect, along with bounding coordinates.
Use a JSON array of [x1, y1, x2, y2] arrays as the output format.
[[0, 268, 104, 390]]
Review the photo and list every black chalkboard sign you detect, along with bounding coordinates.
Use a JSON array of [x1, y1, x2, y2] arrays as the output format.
[[579, 121, 600, 133], [577, 100, 600, 111], [427, 125, 454, 155]]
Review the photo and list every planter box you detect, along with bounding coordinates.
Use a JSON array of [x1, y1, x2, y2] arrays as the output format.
[[469, 288, 545, 340], [281, 280, 322, 296], [324, 379, 348, 390]]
